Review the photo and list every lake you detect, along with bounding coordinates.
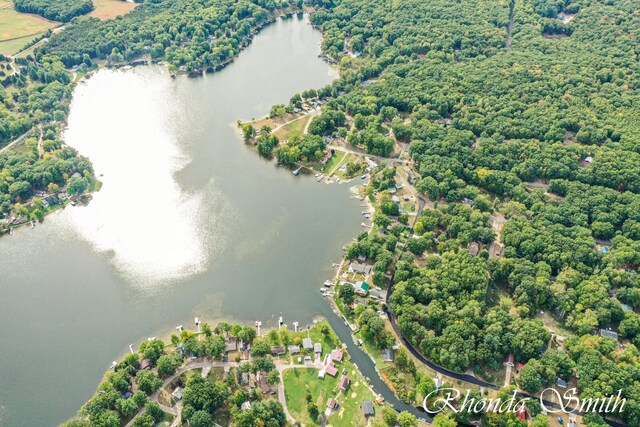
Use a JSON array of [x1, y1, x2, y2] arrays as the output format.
[[0, 15, 365, 426]]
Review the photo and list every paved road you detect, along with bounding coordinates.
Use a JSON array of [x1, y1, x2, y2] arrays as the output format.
[[327, 144, 408, 167], [124, 360, 239, 427], [277, 363, 322, 425], [121, 359, 327, 427], [382, 191, 626, 426]]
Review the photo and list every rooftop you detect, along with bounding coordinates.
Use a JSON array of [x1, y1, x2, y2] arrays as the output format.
[[362, 400, 374, 416]]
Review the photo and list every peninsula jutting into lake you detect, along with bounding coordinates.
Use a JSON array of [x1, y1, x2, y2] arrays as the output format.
[[1, 0, 639, 426]]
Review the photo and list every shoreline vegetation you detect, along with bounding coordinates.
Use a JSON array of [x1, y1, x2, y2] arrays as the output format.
[[3, 0, 640, 426], [236, 1, 640, 426], [64, 319, 395, 427]]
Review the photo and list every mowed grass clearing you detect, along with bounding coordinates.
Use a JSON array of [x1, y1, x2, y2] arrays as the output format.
[[273, 114, 310, 141], [0, 0, 57, 55], [89, 0, 137, 20], [283, 321, 384, 426], [283, 367, 382, 427]]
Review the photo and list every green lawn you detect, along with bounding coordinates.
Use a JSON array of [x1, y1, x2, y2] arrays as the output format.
[[288, 320, 341, 353], [0, 0, 57, 55], [283, 321, 384, 426], [323, 150, 346, 175], [283, 368, 338, 424], [273, 115, 309, 141], [283, 365, 382, 427]]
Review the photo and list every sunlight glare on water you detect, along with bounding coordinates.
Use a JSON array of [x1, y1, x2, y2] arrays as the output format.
[[62, 69, 229, 286]]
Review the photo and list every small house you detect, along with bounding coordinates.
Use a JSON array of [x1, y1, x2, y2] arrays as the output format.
[[326, 365, 338, 377], [271, 346, 286, 356], [314, 343, 322, 354], [556, 378, 568, 388], [327, 397, 338, 410], [349, 262, 372, 275], [171, 386, 183, 400], [354, 281, 370, 296], [621, 304, 634, 313], [339, 375, 350, 392], [302, 337, 313, 350], [354, 297, 367, 307], [225, 339, 238, 352], [391, 195, 400, 204], [140, 359, 152, 370], [241, 401, 252, 411], [288, 345, 301, 354], [362, 400, 375, 417], [467, 242, 480, 257], [382, 349, 394, 362], [331, 349, 344, 363], [599, 329, 619, 340]]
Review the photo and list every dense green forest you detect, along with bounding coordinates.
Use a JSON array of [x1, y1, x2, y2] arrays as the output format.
[[0, 56, 96, 220], [296, 0, 640, 424], [4, 0, 640, 423], [13, 0, 94, 22], [65, 323, 287, 427], [37, 0, 300, 71]]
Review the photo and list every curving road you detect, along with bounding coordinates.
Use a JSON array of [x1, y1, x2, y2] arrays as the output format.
[[382, 192, 626, 426]]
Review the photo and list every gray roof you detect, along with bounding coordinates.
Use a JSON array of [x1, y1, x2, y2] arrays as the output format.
[[302, 337, 313, 349], [288, 345, 301, 354], [350, 262, 372, 275], [314, 343, 322, 353], [600, 329, 619, 340], [362, 400, 374, 416]]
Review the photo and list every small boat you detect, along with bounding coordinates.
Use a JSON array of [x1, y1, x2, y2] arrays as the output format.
[[31, 221, 36, 229], [315, 173, 319, 178], [324, 280, 333, 287], [293, 167, 302, 176]]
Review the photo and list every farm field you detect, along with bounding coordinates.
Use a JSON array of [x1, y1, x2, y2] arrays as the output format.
[[0, 0, 57, 55], [89, 0, 137, 20]]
